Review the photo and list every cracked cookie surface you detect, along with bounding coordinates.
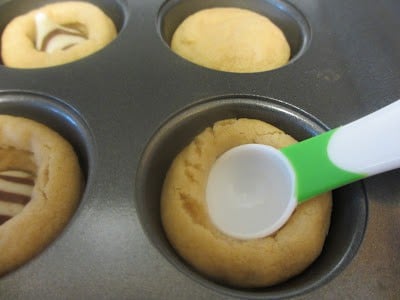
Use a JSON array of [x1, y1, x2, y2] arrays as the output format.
[[0, 115, 83, 276], [161, 118, 332, 287]]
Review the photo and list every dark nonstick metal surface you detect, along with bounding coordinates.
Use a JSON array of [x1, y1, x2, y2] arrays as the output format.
[[0, 0, 399, 299]]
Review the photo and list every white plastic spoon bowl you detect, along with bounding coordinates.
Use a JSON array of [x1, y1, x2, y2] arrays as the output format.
[[206, 99, 400, 239]]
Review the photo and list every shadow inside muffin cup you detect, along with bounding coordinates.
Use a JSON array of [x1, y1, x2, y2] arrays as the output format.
[[135, 95, 367, 299], [157, 0, 311, 69], [0, 0, 128, 66]]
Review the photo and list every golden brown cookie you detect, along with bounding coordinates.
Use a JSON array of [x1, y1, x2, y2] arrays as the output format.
[[1, 1, 117, 68], [0, 115, 83, 276], [161, 118, 332, 287], [171, 7, 290, 73]]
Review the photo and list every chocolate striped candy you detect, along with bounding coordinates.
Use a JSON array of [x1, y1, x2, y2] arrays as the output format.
[[0, 170, 35, 225], [35, 12, 87, 53]]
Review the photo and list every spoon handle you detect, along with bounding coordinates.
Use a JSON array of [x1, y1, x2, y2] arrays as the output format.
[[282, 99, 400, 202]]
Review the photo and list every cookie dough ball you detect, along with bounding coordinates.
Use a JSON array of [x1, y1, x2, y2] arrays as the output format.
[[171, 8, 290, 73], [161, 119, 332, 287], [1, 1, 117, 68], [0, 115, 83, 275]]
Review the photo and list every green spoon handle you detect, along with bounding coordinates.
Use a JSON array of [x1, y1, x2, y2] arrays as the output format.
[[281, 99, 400, 202], [281, 129, 364, 202]]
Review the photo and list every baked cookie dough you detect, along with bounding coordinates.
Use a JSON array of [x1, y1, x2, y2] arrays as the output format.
[[161, 118, 332, 287], [1, 1, 117, 68], [171, 8, 291, 73], [0, 115, 83, 276]]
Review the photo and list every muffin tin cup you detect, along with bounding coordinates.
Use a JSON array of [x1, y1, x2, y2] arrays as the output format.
[[0, 90, 96, 233], [135, 95, 368, 299], [158, 0, 311, 71]]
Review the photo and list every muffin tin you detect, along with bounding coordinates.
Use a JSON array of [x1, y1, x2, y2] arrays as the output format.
[[0, 0, 399, 299]]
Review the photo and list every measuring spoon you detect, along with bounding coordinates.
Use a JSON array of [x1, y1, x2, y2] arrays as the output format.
[[206, 99, 400, 239]]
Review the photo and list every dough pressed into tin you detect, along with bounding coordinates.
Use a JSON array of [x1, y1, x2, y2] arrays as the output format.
[[161, 118, 332, 287], [171, 8, 291, 73]]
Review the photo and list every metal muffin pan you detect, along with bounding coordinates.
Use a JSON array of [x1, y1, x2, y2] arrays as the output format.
[[0, 0, 399, 299]]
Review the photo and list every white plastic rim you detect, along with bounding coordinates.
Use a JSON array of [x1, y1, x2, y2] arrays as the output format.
[[206, 144, 297, 239]]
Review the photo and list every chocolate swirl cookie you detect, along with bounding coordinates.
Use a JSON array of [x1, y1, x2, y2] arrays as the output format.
[[0, 170, 35, 225], [1, 1, 117, 68], [34, 12, 88, 53], [0, 115, 83, 276]]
